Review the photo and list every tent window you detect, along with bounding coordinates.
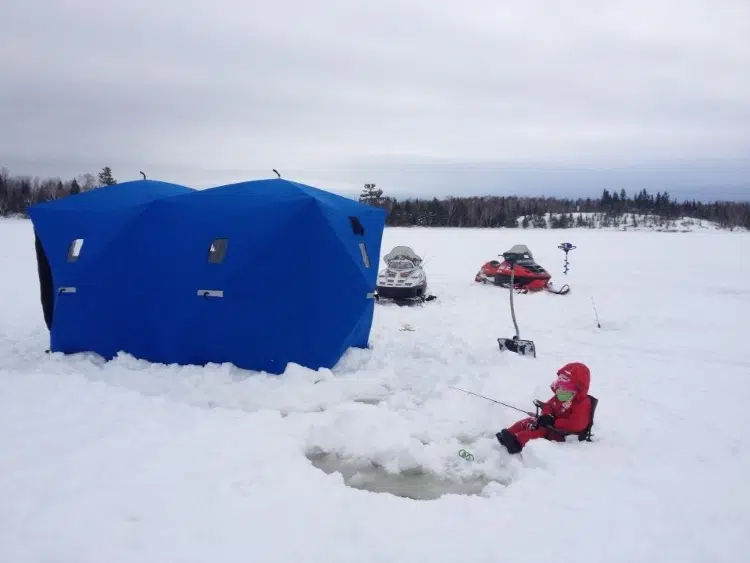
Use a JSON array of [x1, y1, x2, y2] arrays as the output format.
[[208, 238, 228, 263], [358, 242, 371, 268], [67, 238, 84, 262], [349, 216, 365, 236]]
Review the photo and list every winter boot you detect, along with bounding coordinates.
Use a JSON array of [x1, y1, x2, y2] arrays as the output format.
[[496, 429, 522, 454]]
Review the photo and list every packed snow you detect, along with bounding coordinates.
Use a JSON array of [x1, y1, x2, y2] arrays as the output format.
[[1, 216, 749, 563]]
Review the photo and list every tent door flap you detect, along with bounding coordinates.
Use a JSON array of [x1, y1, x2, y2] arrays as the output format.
[[198, 289, 224, 298]]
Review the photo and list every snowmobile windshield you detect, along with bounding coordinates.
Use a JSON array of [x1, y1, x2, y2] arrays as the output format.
[[388, 260, 416, 271]]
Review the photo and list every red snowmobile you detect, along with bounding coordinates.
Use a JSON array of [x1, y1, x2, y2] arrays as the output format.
[[475, 244, 569, 295]]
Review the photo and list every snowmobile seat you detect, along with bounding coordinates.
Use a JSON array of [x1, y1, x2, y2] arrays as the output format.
[[577, 395, 598, 442]]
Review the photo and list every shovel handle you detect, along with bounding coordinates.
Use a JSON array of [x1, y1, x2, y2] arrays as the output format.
[[508, 263, 520, 339]]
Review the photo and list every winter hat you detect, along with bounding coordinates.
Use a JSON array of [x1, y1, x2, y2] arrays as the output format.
[[551, 362, 591, 401]]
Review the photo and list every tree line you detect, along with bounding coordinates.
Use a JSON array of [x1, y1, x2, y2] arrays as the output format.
[[0, 166, 117, 217], [1, 167, 747, 230], [358, 184, 750, 230]]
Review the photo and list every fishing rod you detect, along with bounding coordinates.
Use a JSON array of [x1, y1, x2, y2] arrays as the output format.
[[450, 386, 571, 438], [591, 296, 601, 328], [449, 386, 536, 417]]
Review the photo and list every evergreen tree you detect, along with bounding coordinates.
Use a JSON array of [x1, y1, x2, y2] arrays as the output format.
[[98, 166, 117, 186], [358, 183, 384, 206]]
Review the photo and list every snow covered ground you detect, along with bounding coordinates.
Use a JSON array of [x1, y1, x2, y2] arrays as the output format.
[[1, 216, 749, 563]]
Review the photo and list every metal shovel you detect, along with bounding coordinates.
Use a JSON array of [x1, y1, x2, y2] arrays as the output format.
[[497, 252, 537, 358]]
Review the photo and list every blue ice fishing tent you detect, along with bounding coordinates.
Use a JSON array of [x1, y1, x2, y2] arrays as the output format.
[[28, 178, 196, 336], [28, 177, 387, 374]]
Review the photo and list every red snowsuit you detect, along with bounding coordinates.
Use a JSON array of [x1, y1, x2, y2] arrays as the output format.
[[507, 362, 592, 447]]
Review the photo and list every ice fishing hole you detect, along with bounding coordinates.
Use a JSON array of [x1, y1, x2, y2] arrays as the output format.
[[306, 450, 495, 500]]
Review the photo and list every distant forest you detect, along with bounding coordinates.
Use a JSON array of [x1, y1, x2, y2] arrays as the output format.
[[357, 184, 750, 231], [1, 167, 748, 230]]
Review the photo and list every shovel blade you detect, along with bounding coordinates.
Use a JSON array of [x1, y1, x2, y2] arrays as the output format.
[[497, 336, 537, 358]]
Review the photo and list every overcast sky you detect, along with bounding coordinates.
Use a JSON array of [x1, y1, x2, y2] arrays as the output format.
[[2, 0, 749, 200]]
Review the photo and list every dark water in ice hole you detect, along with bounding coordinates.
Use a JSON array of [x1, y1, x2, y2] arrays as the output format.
[[306, 451, 500, 500]]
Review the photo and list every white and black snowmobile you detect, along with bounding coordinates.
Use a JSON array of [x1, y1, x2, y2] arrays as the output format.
[[375, 246, 436, 304]]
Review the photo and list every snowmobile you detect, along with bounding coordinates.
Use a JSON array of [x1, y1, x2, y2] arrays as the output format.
[[375, 246, 436, 304], [474, 244, 569, 295]]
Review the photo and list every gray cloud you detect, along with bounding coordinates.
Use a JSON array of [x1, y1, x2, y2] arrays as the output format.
[[1, 0, 749, 200]]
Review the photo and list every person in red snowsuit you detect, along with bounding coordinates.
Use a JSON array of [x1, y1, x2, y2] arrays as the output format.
[[497, 362, 592, 454]]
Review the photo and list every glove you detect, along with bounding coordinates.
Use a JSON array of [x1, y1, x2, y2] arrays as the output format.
[[536, 414, 555, 428]]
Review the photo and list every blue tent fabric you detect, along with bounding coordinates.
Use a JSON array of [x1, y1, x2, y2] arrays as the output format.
[[28, 179, 197, 345], [29, 179, 196, 274], [29, 179, 196, 212], [28, 178, 387, 374]]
